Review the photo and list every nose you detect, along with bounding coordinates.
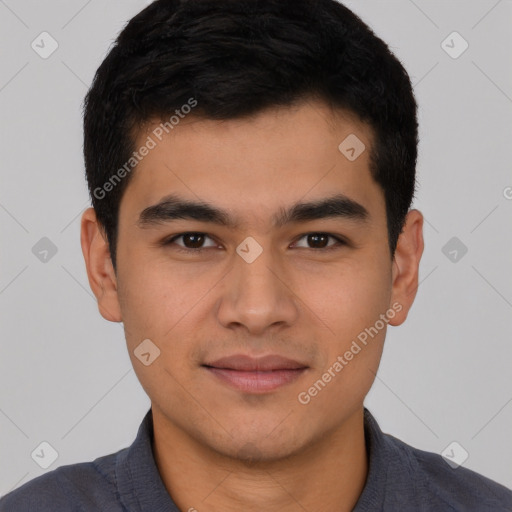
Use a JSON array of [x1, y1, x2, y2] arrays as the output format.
[[216, 243, 300, 336]]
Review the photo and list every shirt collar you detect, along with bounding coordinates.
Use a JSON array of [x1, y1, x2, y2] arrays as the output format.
[[115, 407, 389, 511], [352, 407, 391, 511], [116, 408, 179, 512]]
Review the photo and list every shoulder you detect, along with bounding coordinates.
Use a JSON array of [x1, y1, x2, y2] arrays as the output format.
[[0, 450, 124, 512], [387, 433, 512, 511]]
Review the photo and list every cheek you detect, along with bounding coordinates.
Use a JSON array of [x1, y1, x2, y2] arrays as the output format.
[[295, 263, 391, 420], [321, 257, 392, 385], [116, 249, 204, 340], [305, 255, 392, 341], [116, 254, 222, 393], [116, 260, 202, 408]]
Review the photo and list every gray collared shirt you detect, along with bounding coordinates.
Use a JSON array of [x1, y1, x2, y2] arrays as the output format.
[[1, 408, 511, 511]]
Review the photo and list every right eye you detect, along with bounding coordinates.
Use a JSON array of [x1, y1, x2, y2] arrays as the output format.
[[162, 232, 219, 253]]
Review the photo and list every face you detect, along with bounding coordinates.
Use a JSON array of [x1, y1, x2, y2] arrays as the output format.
[[81, 99, 423, 462]]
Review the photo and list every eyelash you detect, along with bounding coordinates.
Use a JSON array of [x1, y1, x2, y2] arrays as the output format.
[[162, 232, 348, 254]]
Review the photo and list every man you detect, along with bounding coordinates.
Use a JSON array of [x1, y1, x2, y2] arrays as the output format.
[[2, 0, 511, 511]]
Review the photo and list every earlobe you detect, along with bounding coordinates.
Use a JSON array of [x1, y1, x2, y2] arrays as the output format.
[[80, 207, 122, 323], [388, 209, 424, 326]]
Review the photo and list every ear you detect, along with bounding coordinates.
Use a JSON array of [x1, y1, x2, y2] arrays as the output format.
[[388, 209, 424, 326], [80, 207, 122, 322]]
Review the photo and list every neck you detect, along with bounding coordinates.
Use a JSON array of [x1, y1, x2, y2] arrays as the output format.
[[152, 406, 368, 512]]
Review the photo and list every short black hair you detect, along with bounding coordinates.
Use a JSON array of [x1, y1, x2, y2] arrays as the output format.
[[83, 0, 418, 271]]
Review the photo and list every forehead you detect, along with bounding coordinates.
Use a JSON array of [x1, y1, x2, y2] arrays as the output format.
[[120, 100, 385, 230]]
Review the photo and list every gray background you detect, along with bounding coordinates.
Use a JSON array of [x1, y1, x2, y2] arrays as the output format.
[[1, 0, 511, 496]]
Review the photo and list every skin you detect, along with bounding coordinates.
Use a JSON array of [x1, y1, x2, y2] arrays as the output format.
[[81, 99, 424, 512]]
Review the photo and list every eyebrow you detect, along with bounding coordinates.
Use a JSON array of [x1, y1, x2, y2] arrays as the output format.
[[137, 193, 370, 230]]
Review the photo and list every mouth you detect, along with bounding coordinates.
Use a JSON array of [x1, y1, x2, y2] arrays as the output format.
[[202, 354, 309, 393]]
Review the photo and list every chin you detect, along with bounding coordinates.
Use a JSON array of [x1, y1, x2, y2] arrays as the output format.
[[205, 426, 310, 464]]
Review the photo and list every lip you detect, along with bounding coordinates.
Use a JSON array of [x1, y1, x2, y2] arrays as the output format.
[[204, 354, 308, 371], [202, 354, 309, 393]]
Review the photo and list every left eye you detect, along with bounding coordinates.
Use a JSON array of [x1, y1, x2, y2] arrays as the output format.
[[292, 233, 345, 250]]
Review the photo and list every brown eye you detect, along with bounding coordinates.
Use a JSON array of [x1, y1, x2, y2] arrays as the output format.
[[293, 233, 346, 250], [164, 232, 217, 251], [180, 233, 206, 249], [307, 233, 329, 249]]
